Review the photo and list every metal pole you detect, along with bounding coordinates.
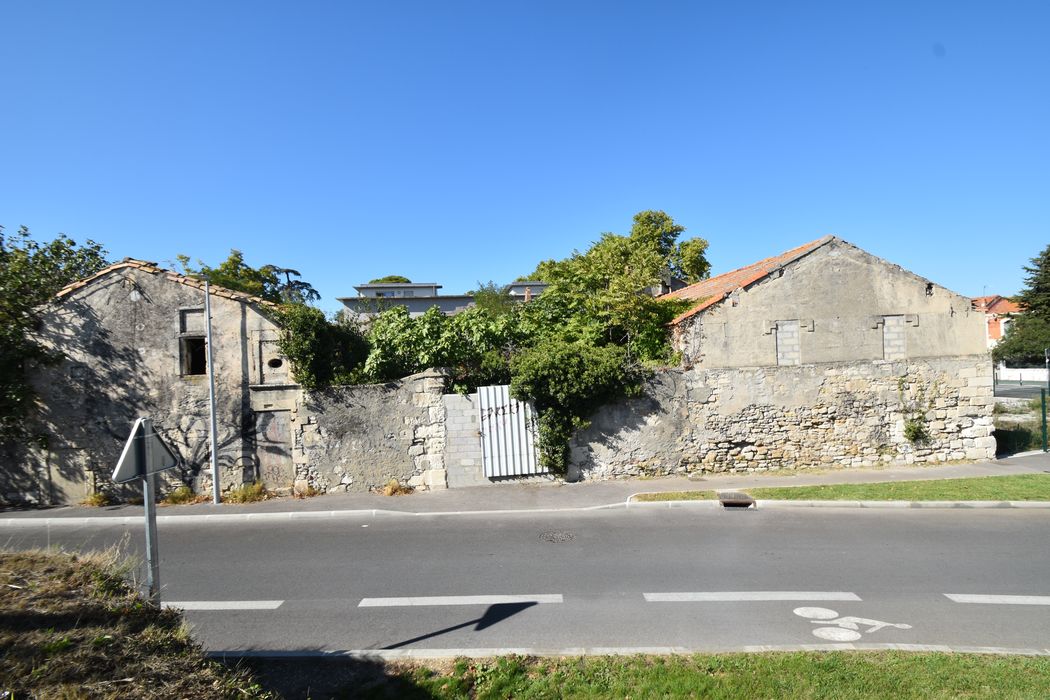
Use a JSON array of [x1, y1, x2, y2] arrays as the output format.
[[205, 281, 221, 505], [1042, 389, 1048, 454], [141, 418, 161, 606]]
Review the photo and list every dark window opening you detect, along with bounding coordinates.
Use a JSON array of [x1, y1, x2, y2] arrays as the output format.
[[925, 282, 934, 297], [267, 358, 284, 369], [180, 337, 207, 375]]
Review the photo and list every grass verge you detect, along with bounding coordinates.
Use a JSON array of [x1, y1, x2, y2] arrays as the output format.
[[234, 652, 1050, 699], [632, 490, 715, 501], [744, 473, 1050, 501], [0, 548, 272, 698]]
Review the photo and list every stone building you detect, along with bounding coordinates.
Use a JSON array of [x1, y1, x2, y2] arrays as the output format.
[[569, 236, 996, 479], [7, 259, 296, 504]]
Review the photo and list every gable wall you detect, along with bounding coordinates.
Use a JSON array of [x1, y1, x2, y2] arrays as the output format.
[[676, 240, 986, 368], [18, 268, 281, 503]]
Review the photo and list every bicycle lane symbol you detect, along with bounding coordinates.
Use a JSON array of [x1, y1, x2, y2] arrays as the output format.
[[793, 607, 912, 642]]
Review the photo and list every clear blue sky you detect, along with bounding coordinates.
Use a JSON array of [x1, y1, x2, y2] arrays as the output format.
[[1, 1, 1046, 312]]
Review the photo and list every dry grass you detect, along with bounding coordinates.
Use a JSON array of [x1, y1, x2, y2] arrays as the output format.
[[224, 482, 270, 504], [79, 492, 112, 507], [292, 483, 322, 499], [382, 478, 414, 496], [0, 547, 273, 699], [160, 485, 208, 506]]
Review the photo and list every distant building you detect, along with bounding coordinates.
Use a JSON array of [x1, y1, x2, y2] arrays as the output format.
[[972, 295, 1021, 349], [339, 280, 547, 318], [506, 281, 549, 301]]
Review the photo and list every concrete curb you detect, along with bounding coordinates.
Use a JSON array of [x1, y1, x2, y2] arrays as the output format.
[[208, 642, 1050, 660], [3, 498, 1049, 527]]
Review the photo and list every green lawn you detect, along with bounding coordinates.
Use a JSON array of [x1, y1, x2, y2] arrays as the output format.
[[745, 473, 1050, 501], [354, 652, 1050, 699]]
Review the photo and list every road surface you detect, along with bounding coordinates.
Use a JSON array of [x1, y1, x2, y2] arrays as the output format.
[[4, 507, 1049, 656]]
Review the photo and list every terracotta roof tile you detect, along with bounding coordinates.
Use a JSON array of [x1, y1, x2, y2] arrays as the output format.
[[972, 295, 1022, 314], [53, 258, 276, 307], [664, 235, 835, 325]]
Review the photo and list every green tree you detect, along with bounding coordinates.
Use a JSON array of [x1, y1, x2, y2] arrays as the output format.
[[369, 275, 412, 284], [470, 280, 515, 316], [994, 244, 1050, 366], [177, 251, 320, 305], [274, 305, 368, 390], [0, 226, 109, 440]]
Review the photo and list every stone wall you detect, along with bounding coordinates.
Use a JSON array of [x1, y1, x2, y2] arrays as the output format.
[[570, 355, 996, 480], [291, 369, 449, 493]]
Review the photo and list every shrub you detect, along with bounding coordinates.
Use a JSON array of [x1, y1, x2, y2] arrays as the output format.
[[382, 479, 413, 496], [224, 482, 269, 503], [79, 491, 111, 507], [161, 485, 205, 505], [903, 418, 930, 445], [275, 303, 368, 390], [511, 339, 641, 473]]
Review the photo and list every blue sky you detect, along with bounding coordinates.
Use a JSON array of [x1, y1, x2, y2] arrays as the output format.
[[1, 1, 1046, 313]]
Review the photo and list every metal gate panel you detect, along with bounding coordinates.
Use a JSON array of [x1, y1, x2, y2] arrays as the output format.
[[478, 385, 543, 477]]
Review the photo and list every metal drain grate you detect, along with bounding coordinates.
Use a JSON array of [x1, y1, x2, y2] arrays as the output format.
[[718, 491, 755, 509]]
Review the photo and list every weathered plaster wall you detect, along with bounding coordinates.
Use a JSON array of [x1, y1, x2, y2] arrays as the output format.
[[570, 355, 996, 480], [674, 240, 986, 368], [292, 370, 449, 493], [16, 267, 280, 504]]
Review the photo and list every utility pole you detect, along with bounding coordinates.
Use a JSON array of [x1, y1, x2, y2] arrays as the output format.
[[205, 281, 221, 504]]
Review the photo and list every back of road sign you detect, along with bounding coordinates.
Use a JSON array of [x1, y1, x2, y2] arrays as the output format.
[[112, 418, 180, 484]]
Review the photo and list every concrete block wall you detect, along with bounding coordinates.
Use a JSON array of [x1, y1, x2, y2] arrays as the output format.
[[443, 393, 488, 487]]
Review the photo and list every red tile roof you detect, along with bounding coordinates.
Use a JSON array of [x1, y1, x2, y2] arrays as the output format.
[[54, 258, 276, 307], [663, 235, 835, 325], [972, 295, 1021, 314]]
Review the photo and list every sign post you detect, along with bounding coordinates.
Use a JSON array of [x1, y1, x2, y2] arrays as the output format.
[[112, 417, 179, 606]]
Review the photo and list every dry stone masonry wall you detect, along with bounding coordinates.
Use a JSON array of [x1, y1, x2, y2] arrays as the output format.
[[570, 355, 995, 481], [289, 369, 449, 493]]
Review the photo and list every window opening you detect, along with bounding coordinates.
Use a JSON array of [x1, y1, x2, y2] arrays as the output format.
[[180, 337, 207, 375]]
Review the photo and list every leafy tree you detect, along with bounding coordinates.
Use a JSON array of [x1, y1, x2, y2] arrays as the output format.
[[994, 244, 1050, 366], [522, 210, 695, 362], [0, 226, 109, 440], [177, 250, 319, 305], [470, 280, 515, 316], [274, 305, 368, 390], [266, 267, 321, 304], [671, 236, 712, 283], [369, 275, 412, 284]]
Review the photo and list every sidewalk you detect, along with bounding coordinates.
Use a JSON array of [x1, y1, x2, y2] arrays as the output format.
[[2, 452, 1047, 523]]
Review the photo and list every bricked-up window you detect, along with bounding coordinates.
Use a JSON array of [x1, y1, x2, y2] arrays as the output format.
[[180, 337, 207, 375], [775, 320, 801, 366], [882, 315, 906, 360]]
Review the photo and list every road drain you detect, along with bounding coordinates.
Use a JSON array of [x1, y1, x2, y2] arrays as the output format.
[[718, 491, 755, 509], [539, 530, 575, 543]]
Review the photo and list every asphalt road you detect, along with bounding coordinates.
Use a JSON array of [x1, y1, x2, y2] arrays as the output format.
[[5, 508, 1050, 655], [995, 381, 1049, 400]]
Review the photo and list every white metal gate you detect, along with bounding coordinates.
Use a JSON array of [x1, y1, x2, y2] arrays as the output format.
[[477, 385, 544, 477]]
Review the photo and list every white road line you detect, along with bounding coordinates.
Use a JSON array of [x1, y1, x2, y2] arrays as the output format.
[[164, 600, 284, 610], [945, 594, 1050, 606], [644, 591, 862, 602], [358, 594, 563, 607]]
